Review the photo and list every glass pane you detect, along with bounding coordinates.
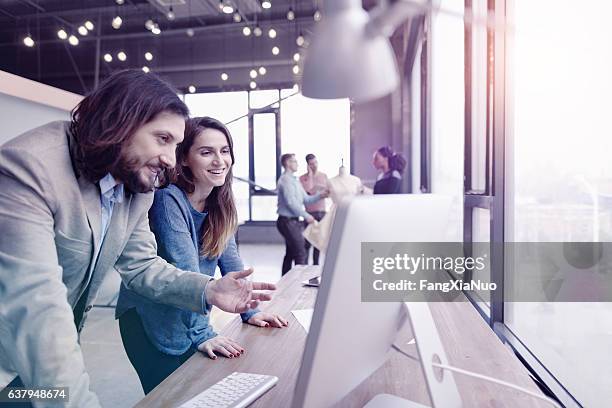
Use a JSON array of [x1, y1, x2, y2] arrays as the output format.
[[253, 113, 277, 191], [470, 0, 488, 191], [470, 208, 491, 307], [431, 0, 465, 240], [279, 90, 350, 179], [506, 1, 612, 405], [411, 43, 422, 193], [249, 89, 279, 109], [251, 195, 278, 221]]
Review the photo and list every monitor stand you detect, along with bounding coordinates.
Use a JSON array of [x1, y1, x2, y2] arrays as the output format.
[[364, 302, 462, 408]]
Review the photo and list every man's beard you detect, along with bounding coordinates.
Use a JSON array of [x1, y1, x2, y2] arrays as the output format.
[[114, 155, 166, 194]]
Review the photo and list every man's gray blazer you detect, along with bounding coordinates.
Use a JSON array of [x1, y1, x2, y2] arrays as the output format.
[[0, 121, 213, 407]]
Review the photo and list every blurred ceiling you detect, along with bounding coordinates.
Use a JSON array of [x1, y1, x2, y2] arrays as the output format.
[[0, 0, 322, 95]]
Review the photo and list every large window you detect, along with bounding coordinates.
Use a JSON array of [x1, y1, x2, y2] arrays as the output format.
[[506, 1, 612, 406], [430, 0, 465, 241], [184, 89, 350, 223]]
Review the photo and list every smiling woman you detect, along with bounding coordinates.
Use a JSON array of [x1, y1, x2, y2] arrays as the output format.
[[115, 116, 289, 394]]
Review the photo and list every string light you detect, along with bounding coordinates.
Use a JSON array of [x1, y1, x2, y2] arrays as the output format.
[[145, 52, 153, 61], [292, 65, 300, 74], [268, 28, 277, 38], [250, 69, 258, 79], [253, 25, 262, 36], [103, 53, 113, 62], [287, 8, 295, 21], [117, 51, 127, 61], [188, 85, 196, 94], [23, 35, 34, 47], [78, 26, 88, 36], [242, 26, 251, 36], [57, 29, 68, 40], [112, 15, 122, 30], [68, 35, 79, 46], [261, 1, 272, 9], [258, 66, 267, 75], [293, 52, 300, 62], [221, 72, 229, 81], [249, 81, 257, 89], [272, 46, 280, 55], [142, 66, 150, 73], [84, 21, 94, 31]]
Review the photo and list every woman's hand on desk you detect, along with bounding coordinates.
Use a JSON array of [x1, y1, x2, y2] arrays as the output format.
[[197, 336, 245, 360], [246, 312, 289, 328]]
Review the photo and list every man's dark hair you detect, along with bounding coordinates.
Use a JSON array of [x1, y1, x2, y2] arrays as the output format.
[[70, 69, 189, 182], [280, 153, 295, 168], [305, 153, 316, 163]]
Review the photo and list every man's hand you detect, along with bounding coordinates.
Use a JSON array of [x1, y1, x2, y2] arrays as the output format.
[[247, 312, 289, 328], [205, 267, 276, 313], [305, 214, 315, 224]]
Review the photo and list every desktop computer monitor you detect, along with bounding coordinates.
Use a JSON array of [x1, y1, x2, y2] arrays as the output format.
[[292, 194, 461, 408]]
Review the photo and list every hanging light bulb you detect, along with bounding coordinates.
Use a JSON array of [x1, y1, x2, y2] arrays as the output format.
[[292, 83, 299, 92], [253, 25, 262, 37], [57, 29, 68, 40], [142, 66, 150, 73], [242, 26, 251, 36], [272, 46, 280, 55], [78, 25, 88, 36], [145, 19, 155, 31], [186, 28, 195, 37], [261, 1, 272, 10], [112, 15, 122, 30], [222, 4, 234, 14], [117, 51, 127, 61], [84, 21, 94, 31], [221, 72, 229, 81], [233, 12, 241, 23], [287, 8, 295, 21], [103, 53, 113, 62], [151, 24, 161, 35], [250, 69, 258, 79], [23, 35, 34, 47], [68, 35, 79, 46], [115, 0, 124, 4], [313, 9, 321, 21], [167, 6, 176, 21], [145, 52, 153, 61], [292, 65, 300, 74], [296, 33, 305, 47], [258, 66, 267, 75], [249, 81, 257, 89], [188, 85, 196, 94], [293, 52, 300, 62], [268, 28, 277, 38]]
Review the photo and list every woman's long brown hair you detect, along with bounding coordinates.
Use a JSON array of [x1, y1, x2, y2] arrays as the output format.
[[171, 117, 237, 259]]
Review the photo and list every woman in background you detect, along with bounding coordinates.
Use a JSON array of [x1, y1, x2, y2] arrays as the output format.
[[372, 146, 407, 194], [116, 116, 288, 394]]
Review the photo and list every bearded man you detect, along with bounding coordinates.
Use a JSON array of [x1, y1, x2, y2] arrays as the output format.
[[0, 69, 275, 407]]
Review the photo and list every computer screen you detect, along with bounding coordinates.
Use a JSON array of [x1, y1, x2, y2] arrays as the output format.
[[292, 194, 459, 408]]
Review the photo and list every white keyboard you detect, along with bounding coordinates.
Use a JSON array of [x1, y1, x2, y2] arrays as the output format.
[[177, 372, 279, 408]]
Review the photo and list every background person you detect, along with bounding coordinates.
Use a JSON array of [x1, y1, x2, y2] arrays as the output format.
[[276, 153, 327, 275], [372, 146, 407, 194], [116, 117, 289, 394], [299, 153, 329, 265]]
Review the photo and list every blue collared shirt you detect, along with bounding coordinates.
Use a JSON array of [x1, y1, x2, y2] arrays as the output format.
[[98, 173, 124, 245], [276, 171, 321, 218]]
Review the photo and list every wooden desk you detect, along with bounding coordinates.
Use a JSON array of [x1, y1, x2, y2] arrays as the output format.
[[136, 266, 549, 408]]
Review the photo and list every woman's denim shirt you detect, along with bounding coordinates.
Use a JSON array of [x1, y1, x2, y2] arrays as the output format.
[[115, 184, 258, 355]]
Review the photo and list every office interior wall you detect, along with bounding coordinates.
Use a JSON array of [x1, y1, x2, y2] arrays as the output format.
[[0, 71, 81, 145]]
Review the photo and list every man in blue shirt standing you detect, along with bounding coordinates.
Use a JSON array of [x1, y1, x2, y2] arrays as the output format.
[[276, 153, 328, 275]]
